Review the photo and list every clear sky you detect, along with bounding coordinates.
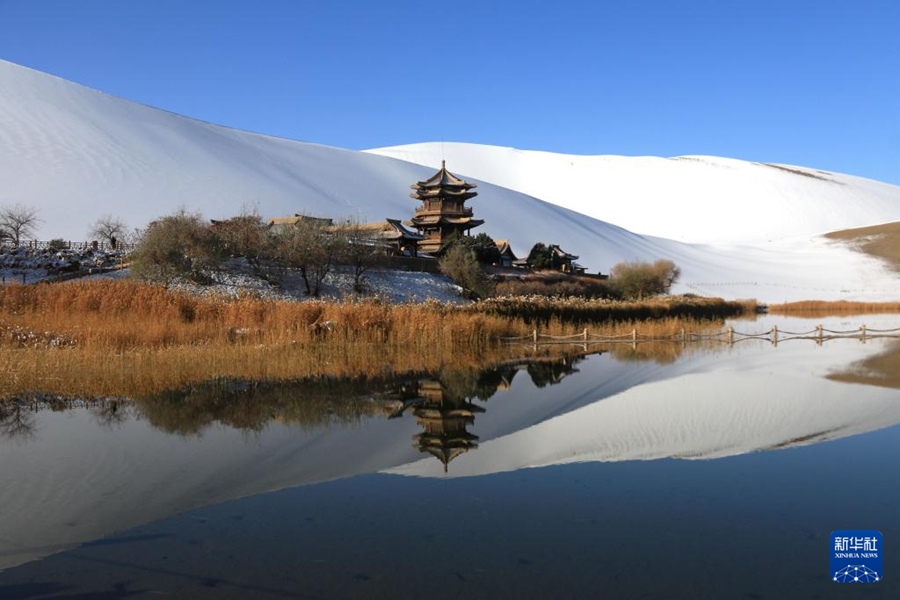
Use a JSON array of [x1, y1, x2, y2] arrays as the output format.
[[1, 0, 898, 184]]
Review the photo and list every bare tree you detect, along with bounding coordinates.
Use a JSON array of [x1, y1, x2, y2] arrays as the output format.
[[211, 209, 284, 286], [89, 214, 128, 248], [273, 217, 343, 297], [0, 204, 41, 246], [337, 218, 383, 293]]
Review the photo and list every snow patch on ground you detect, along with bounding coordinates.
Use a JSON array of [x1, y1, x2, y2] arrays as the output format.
[[96, 259, 468, 305], [1, 245, 126, 284]]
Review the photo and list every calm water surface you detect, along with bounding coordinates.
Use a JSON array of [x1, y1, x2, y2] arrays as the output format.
[[1, 315, 899, 599]]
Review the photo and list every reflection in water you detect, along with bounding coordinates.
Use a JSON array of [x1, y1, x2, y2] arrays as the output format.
[[0, 355, 588, 454], [2, 326, 899, 581], [829, 339, 900, 389], [408, 380, 483, 471], [388, 357, 585, 470], [0, 400, 37, 441]]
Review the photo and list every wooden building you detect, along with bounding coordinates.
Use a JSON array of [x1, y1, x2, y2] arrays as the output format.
[[549, 244, 585, 274], [268, 214, 334, 230], [345, 219, 424, 257], [409, 161, 483, 254], [267, 215, 423, 257], [494, 239, 519, 267]]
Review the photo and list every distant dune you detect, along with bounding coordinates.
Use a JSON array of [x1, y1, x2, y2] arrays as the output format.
[[368, 142, 900, 245], [826, 221, 900, 272]]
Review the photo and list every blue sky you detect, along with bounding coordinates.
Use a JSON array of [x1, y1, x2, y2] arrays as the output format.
[[1, 0, 898, 184]]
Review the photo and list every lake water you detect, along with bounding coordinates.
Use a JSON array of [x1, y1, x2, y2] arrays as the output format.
[[1, 315, 899, 598]]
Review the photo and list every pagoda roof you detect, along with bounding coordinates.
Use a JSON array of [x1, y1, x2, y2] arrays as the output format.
[[413, 160, 477, 190], [411, 215, 484, 228], [409, 188, 478, 200]]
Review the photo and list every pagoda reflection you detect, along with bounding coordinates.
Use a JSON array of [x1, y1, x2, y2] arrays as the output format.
[[388, 355, 585, 471], [409, 379, 484, 472]]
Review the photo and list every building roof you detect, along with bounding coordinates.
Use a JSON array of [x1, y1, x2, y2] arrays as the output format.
[[413, 160, 477, 190], [550, 244, 579, 260], [495, 239, 517, 259], [268, 214, 334, 228], [411, 215, 484, 228], [409, 160, 478, 202]]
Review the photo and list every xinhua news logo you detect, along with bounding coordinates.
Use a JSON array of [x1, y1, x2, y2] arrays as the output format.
[[831, 530, 882, 583]]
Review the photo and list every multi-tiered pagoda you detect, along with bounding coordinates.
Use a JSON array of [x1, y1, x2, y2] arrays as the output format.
[[409, 161, 483, 254]]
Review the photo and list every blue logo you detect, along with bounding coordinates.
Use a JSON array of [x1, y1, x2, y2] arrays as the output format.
[[831, 530, 882, 583]]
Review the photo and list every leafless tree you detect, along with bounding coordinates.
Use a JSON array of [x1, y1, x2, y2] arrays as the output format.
[[337, 218, 383, 293], [273, 217, 343, 297], [0, 204, 42, 246], [89, 214, 128, 248]]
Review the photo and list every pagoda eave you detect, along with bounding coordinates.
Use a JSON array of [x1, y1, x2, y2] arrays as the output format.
[[409, 191, 477, 201]]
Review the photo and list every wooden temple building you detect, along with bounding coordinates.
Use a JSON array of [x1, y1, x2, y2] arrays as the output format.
[[409, 161, 483, 254]]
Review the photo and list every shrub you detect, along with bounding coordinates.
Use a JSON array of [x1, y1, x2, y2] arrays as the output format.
[[439, 245, 495, 299], [610, 259, 680, 300], [47, 239, 68, 252], [130, 210, 224, 286]]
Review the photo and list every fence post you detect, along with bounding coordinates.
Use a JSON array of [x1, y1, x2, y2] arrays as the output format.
[[632, 328, 637, 342], [772, 325, 778, 347], [861, 324, 866, 343], [817, 324, 823, 345], [728, 326, 734, 345], [583, 328, 588, 341], [533, 328, 538, 343]]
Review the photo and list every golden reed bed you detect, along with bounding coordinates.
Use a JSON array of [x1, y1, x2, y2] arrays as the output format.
[[0, 279, 745, 398]]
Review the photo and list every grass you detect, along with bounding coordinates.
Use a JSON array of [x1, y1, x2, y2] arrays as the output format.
[[768, 300, 900, 317], [825, 220, 900, 272], [0, 279, 746, 398]]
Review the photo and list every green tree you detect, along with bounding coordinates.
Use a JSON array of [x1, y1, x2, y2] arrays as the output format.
[[441, 232, 502, 265], [526, 242, 553, 269], [610, 259, 681, 300]]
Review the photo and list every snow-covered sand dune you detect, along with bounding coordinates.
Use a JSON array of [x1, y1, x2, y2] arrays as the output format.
[[1, 59, 898, 301], [369, 142, 900, 244]]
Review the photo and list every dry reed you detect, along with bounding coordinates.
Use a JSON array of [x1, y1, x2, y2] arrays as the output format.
[[0, 280, 738, 398], [768, 300, 900, 317]]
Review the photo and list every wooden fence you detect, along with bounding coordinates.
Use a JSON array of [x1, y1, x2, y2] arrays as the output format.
[[504, 324, 900, 348]]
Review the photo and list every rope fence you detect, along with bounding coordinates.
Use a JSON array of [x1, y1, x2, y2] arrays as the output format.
[[502, 324, 900, 347]]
